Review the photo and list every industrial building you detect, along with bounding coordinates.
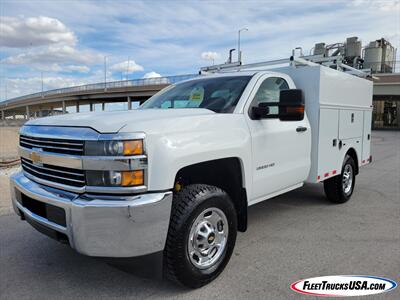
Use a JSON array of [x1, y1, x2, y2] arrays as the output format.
[[0, 37, 399, 130], [305, 37, 399, 130]]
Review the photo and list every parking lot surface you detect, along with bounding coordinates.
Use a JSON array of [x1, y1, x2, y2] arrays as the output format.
[[0, 131, 399, 299]]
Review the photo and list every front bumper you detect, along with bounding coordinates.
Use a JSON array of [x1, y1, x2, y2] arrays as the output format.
[[10, 171, 172, 257]]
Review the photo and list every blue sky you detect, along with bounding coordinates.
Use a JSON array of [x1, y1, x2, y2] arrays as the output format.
[[0, 0, 399, 100]]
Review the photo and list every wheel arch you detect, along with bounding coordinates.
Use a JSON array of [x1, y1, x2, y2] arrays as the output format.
[[174, 157, 248, 232], [345, 147, 359, 175]]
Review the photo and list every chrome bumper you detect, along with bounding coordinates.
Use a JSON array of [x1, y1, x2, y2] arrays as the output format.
[[10, 171, 172, 257]]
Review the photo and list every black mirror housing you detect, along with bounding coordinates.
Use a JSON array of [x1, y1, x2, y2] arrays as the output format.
[[251, 103, 270, 119], [278, 89, 305, 121]]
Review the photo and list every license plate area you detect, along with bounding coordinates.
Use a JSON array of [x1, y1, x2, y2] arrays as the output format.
[[17, 192, 67, 227]]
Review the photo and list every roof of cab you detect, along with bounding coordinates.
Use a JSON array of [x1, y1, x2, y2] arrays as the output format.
[[180, 70, 285, 83]]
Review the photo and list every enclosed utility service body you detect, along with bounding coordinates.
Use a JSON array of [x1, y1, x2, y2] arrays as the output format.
[[275, 65, 373, 183]]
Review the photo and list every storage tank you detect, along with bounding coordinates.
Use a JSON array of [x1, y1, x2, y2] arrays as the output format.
[[313, 43, 326, 56], [345, 37, 362, 60], [363, 38, 396, 73]]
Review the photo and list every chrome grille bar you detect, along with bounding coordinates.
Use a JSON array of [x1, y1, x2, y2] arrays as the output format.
[[21, 158, 84, 177], [21, 158, 85, 187], [20, 136, 83, 146], [20, 141, 83, 152], [22, 164, 85, 184], [20, 134, 84, 155]]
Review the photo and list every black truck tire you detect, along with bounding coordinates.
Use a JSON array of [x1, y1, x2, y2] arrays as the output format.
[[164, 184, 237, 288], [324, 155, 356, 203]]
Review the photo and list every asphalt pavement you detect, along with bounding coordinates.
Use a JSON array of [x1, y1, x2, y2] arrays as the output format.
[[0, 131, 399, 299]]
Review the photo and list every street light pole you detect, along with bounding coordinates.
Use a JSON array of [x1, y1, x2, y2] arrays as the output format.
[[41, 72, 44, 98], [238, 28, 248, 64], [126, 57, 130, 81], [104, 56, 107, 91]]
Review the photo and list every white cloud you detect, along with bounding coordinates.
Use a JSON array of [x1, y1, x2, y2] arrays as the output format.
[[201, 51, 220, 61], [64, 65, 90, 73], [1, 1, 398, 100], [351, 0, 399, 11], [110, 60, 144, 73], [2, 45, 102, 65], [142, 71, 161, 78], [4, 76, 88, 99], [0, 16, 77, 48]]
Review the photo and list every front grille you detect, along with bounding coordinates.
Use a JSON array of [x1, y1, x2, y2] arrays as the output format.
[[21, 157, 85, 187], [20, 135, 84, 156]]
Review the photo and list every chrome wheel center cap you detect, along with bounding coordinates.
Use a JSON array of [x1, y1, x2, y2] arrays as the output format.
[[188, 207, 228, 269]]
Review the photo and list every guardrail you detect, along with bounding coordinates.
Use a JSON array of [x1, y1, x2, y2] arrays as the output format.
[[1, 74, 198, 106]]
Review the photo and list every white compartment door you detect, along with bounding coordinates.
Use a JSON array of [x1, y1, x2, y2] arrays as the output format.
[[339, 110, 363, 139], [362, 110, 372, 164], [318, 108, 340, 180]]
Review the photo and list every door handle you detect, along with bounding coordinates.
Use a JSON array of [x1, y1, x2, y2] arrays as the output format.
[[296, 126, 307, 132]]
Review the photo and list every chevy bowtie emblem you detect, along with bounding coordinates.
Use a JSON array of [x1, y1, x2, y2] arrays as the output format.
[[30, 151, 42, 164]]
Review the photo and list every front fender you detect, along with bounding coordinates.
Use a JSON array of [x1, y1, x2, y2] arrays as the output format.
[[144, 115, 252, 196]]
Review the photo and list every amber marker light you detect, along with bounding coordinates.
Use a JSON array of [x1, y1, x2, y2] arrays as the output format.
[[121, 170, 144, 186], [286, 105, 305, 114], [123, 140, 143, 155]]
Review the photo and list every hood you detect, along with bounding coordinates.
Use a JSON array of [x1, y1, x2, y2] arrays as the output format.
[[26, 109, 215, 133]]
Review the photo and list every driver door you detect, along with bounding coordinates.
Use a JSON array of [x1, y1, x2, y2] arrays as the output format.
[[245, 75, 311, 204]]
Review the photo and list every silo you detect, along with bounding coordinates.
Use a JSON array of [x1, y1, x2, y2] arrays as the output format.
[[345, 37, 362, 60], [364, 38, 396, 73]]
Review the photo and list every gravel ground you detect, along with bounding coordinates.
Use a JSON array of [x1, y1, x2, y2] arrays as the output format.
[[0, 131, 399, 299], [0, 127, 20, 161], [0, 166, 20, 216]]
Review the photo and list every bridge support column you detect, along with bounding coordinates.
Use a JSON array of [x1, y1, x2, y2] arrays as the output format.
[[1, 110, 4, 120], [76, 102, 80, 113], [62, 101, 66, 114], [90, 103, 94, 112], [127, 96, 132, 110], [102, 102, 105, 111], [26, 106, 30, 119]]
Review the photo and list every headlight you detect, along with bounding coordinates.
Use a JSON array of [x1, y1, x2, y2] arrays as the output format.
[[86, 170, 144, 187], [85, 140, 143, 156]]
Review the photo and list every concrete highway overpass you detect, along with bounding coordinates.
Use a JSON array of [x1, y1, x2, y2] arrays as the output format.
[[0, 74, 197, 120]]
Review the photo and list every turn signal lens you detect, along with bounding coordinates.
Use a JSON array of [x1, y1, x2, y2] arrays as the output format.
[[123, 140, 143, 156], [122, 170, 144, 186], [286, 105, 305, 114]]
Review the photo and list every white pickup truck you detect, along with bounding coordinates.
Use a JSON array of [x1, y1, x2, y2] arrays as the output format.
[[10, 61, 373, 288]]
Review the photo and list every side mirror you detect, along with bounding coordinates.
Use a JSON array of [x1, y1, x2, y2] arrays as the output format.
[[251, 102, 270, 119], [278, 89, 305, 121]]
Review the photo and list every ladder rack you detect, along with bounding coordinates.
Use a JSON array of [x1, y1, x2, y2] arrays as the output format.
[[199, 50, 372, 79]]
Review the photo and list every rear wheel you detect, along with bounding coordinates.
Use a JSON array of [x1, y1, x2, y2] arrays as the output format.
[[164, 184, 237, 288], [324, 155, 356, 203]]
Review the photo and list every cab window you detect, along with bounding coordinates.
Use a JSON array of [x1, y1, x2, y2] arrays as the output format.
[[253, 77, 289, 114]]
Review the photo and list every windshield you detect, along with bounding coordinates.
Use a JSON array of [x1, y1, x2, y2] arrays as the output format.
[[139, 76, 251, 113]]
